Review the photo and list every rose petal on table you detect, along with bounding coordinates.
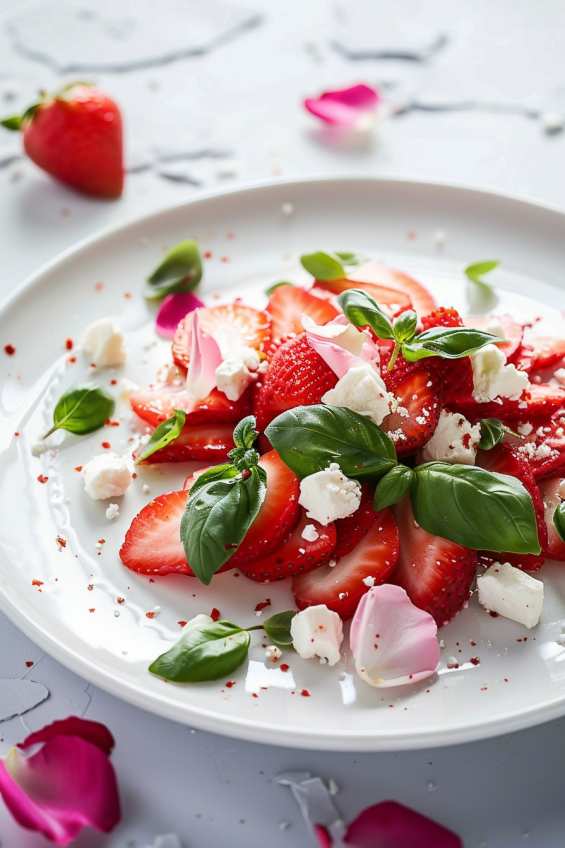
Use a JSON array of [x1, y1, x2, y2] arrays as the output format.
[[344, 800, 463, 847], [304, 84, 380, 127], [156, 292, 204, 338], [185, 309, 222, 403], [350, 585, 440, 688]]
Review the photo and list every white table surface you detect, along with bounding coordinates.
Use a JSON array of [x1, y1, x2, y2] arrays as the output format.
[[1, 1, 565, 845]]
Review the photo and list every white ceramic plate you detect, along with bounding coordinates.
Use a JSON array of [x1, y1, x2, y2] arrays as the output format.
[[3, 176, 565, 752]]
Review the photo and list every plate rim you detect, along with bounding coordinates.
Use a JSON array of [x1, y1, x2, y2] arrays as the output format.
[[3, 174, 565, 751]]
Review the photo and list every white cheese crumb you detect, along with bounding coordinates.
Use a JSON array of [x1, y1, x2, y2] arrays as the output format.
[[439, 639, 446, 649], [301, 524, 320, 542], [82, 318, 126, 367], [281, 202, 294, 215], [484, 319, 507, 340], [328, 778, 340, 795], [328, 559, 337, 568], [517, 422, 533, 436], [471, 344, 529, 403], [106, 503, 120, 520], [298, 463, 362, 525], [477, 562, 544, 628], [362, 576, 376, 587], [83, 454, 132, 500], [446, 656, 458, 668], [142, 484, 150, 494], [265, 645, 282, 662], [119, 377, 139, 400], [215, 346, 261, 401], [290, 605, 344, 666], [421, 409, 481, 465], [31, 441, 47, 456], [322, 363, 397, 426]]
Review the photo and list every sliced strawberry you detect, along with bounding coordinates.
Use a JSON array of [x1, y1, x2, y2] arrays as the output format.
[[331, 485, 379, 560], [131, 383, 250, 428], [456, 383, 565, 421], [119, 491, 196, 576], [343, 262, 436, 316], [239, 513, 336, 582], [312, 278, 413, 316], [537, 477, 565, 560], [292, 507, 399, 620], [389, 496, 477, 627], [463, 315, 524, 362], [507, 416, 565, 481], [138, 424, 235, 463], [421, 306, 464, 330], [476, 443, 547, 571], [513, 344, 535, 374], [172, 304, 271, 371], [252, 334, 337, 431], [529, 335, 565, 370], [266, 285, 339, 341], [381, 366, 442, 457]]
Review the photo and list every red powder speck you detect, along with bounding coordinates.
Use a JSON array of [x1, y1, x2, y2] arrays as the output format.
[[407, 231, 416, 240], [220, 256, 229, 263], [25, 661, 34, 668], [4, 344, 15, 356], [149, 578, 155, 583], [68, 356, 76, 363], [226, 681, 236, 688], [65, 338, 73, 350], [101, 442, 111, 449], [105, 419, 120, 427], [74, 466, 83, 472], [37, 475, 48, 484], [124, 292, 131, 299], [178, 621, 187, 627], [252, 693, 258, 698], [32, 579, 44, 587], [132, 472, 137, 479], [88, 585, 93, 591], [203, 251, 212, 259], [146, 612, 155, 619], [301, 689, 311, 697], [94, 282, 104, 292], [470, 657, 480, 666], [233, 572, 240, 577], [117, 598, 125, 604], [110, 379, 117, 385], [481, 687, 488, 691], [470, 640, 476, 646], [227, 232, 234, 239], [504, 678, 509, 682], [210, 607, 220, 621], [14, 432, 19, 436], [280, 664, 289, 672], [98, 539, 106, 544], [56, 537, 66, 548], [489, 611, 499, 618], [89, 608, 95, 613], [255, 599, 271, 613]]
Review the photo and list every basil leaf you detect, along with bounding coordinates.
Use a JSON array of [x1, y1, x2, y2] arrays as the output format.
[[373, 465, 415, 511], [146, 239, 202, 300], [300, 251, 345, 281], [411, 462, 541, 554], [181, 465, 267, 585], [478, 418, 505, 451], [465, 261, 499, 313], [334, 251, 368, 269], [43, 384, 115, 440], [233, 415, 260, 450], [263, 611, 296, 648], [465, 260, 500, 283], [402, 326, 503, 362], [187, 463, 239, 499], [265, 405, 397, 481], [136, 409, 186, 464], [337, 289, 395, 340], [393, 310, 418, 343], [149, 620, 250, 682], [265, 281, 294, 296], [553, 503, 565, 544]]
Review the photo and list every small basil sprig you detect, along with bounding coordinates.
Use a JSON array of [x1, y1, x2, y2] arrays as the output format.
[[265, 405, 397, 482], [338, 289, 503, 371], [180, 416, 267, 585], [465, 260, 499, 313], [146, 239, 202, 300], [553, 502, 565, 544], [149, 611, 296, 682], [265, 280, 294, 296], [136, 409, 186, 464], [42, 384, 115, 440], [300, 250, 366, 281], [478, 418, 522, 451], [373, 465, 415, 511]]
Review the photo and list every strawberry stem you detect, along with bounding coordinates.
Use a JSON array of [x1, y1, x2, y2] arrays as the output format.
[[387, 342, 401, 371]]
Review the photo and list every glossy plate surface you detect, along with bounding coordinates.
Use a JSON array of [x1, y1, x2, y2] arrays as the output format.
[[2, 177, 565, 751]]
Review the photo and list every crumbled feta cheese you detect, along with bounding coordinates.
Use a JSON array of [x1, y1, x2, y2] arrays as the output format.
[[215, 346, 261, 401], [142, 484, 150, 494], [31, 441, 47, 456], [290, 605, 343, 666], [82, 318, 126, 367], [298, 463, 361, 525], [477, 562, 544, 628], [265, 645, 282, 662], [301, 523, 319, 542], [181, 613, 214, 632], [471, 344, 529, 403], [484, 319, 507, 340], [362, 576, 376, 587], [517, 422, 533, 436], [83, 454, 132, 500], [106, 503, 120, 520], [421, 409, 481, 465], [322, 363, 397, 426], [119, 377, 139, 399]]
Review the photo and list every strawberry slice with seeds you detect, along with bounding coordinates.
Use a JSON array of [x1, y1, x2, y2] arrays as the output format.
[[538, 477, 565, 560], [140, 424, 235, 463], [329, 261, 436, 317], [172, 304, 271, 371], [421, 307, 464, 330], [332, 485, 380, 560], [513, 344, 536, 374], [131, 383, 250, 428], [389, 496, 477, 627], [463, 315, 524, 362], [266, 285, 339, 341], [239, 513, 336, 582], [252, 334, 338, 431], [292, 507, 399, 620], [529, 335, 565, 370], [457, 383, 565, 421], [509, 416, 565, 480], [476, 443, 547, 571], [381, 367, 442, 457]]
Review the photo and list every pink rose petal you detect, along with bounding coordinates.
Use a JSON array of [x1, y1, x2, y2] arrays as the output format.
[[304, 315, 380, 378], [155, 291, 205, 339], [344, 800, 462, 848], [0, 717, 120, 846], [350, 585, 439, 688], [185, 308, 222, 403], [305, 84, 380, 127]]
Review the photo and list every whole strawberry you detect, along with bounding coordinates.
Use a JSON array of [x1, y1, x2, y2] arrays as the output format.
[[1, 83, 124, 198]]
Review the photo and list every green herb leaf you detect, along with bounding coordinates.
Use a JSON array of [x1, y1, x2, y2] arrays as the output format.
[[373, 465, 416, 511], [393, 310, 418, 344], [300, 251, 345, 281], [337, 289, 395, 340], [43, 384, 115, 440], [146, 239, 202, 300], [180, 465, 267, 585], [411, 462, 541, 554], [233, 415, 260, 450], [149, 620, 250, 682], [187, 463, 239, 499], [262, 611, 296, 648], [136, 409, 186, 464], [265, 405, 397, 482], [265, 281, 294, 296], [0, 115, 22, 131], [334, 251, 368, 269], [553, 502, 565, 544], [478, 418, 506, 451], [401, 326, 503, 362], [465, 260, 500, 283], [465, 260, 500, 313]]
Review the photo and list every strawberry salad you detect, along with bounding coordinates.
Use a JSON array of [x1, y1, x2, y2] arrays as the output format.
[[41, 244, 565, 690]]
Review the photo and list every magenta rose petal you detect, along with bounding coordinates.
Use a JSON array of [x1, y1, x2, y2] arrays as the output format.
[[155, 291, 204, 339], [344, 800, 463, 848], [305, 84, 380, 127]]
